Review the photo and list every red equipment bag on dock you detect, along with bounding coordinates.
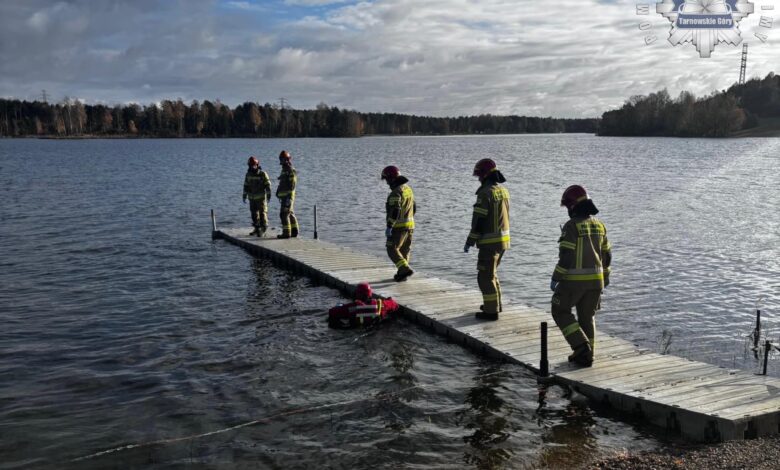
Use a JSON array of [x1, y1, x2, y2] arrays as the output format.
[[328, 298, 399, 329]]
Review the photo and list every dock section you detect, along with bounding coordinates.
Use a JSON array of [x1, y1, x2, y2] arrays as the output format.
[[215, 227, 780, 442]]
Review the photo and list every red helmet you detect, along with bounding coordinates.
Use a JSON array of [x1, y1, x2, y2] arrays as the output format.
[[473, 158, 497, 179], [248, 156, 259, 166], [279, 150, 291, 163], [381, 165, 400, 180], [561, 185, 589, 210], [355, 282, 372, 301]]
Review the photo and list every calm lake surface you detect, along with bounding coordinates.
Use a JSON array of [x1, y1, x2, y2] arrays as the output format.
[[1, 135, 778, 468]]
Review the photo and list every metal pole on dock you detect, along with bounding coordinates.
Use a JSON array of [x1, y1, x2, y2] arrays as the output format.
[[211, 209, 217, 240], [763, 340, 771, 376], [540, 322, 549, 378], [314, 204, 319, 240]]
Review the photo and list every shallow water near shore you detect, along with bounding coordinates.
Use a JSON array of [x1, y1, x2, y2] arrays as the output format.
[[1, 135, 778, 468]]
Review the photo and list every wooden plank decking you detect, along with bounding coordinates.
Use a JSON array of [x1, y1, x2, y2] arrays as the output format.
[[215, 227, 780, 442]]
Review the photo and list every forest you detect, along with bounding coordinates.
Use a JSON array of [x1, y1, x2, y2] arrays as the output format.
[[4, 73, 776, 139], [0, 99, 598, 138], [598, 72, 780, 137]]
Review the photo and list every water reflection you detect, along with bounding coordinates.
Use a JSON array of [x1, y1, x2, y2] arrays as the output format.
[[537, 391, 597, 468], [457, 366, 515, 469], [381, 339, 419, 433]]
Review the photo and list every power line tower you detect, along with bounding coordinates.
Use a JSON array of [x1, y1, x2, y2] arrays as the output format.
[[40, 89, 49, 103], [739, 43, 748, 85], [278, 97, 289, 109]]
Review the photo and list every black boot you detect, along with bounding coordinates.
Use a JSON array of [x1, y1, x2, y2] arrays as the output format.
[[393, 268, 414, 282], [570, 344, 593, 367], [249, 227, 259, 236], [475, 311, 498, 321], [277, 233, 291, 239]]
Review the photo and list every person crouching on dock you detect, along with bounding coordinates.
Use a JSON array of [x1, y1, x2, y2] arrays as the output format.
[[328, 282, 400, 329], [550, 185, 611, 368], [381, 165, 416, 282], [242, 156, 271, 237]]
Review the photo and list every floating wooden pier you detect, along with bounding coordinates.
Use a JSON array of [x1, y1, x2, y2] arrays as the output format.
[[215, 225, 780, 442]]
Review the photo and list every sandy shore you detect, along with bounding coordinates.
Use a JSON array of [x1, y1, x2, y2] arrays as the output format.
[[588, 436, 780, 469]]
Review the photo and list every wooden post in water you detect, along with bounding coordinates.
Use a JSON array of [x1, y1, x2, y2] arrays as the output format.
[[211, 209, 217, 240], [314, 204, 319, 240], [753, 309, 762, 356], [540, 322, 549, 378], [763, 340, 771, 376]]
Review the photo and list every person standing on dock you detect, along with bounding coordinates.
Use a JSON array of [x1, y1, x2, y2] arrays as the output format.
[[550, 185, 611, 368], [242, 156, 272, 237], [464, 159, 510, 321], [276, 150, 299, 239], [381, 166, 416, 282]]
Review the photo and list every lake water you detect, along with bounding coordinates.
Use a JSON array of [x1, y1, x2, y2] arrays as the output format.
[[1, 136, 778, 468]]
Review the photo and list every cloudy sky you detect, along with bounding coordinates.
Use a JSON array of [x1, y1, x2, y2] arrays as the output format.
[[0, 0, 776, 117]]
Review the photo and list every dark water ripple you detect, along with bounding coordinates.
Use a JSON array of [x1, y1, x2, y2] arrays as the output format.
[[1, 136, 777, 468]]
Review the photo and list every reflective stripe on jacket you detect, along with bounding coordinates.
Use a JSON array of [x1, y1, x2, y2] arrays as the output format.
[[243, 169, 271, 201], [276, 167, 297, 199], [467, 182, 510, 249], [552, 216, 611, 289], [386, 183, 415, 230], [328, 298, 400, 328]]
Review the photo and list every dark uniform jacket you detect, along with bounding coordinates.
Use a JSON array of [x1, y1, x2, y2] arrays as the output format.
[[386, 177, 415, 230], [244, 168, 271, 201], [277, 167, 297, 200], [467, 181, 511, 250], [552, 216, 611, 290]]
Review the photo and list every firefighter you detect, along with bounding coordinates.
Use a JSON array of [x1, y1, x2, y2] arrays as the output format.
[[464, 158, 510, 321], [381, 166, 416, 282], [550, 185, 611, 368], [276, 150, 299, 239], [242, 156, 272, 237], [328, 282, 400, 329]]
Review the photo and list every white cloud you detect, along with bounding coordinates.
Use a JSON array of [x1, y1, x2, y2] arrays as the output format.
[[27, 10, 50, 32], [224, 1, 268, 12], [284, 0, 352, 5], [2, 0, 776, 117]]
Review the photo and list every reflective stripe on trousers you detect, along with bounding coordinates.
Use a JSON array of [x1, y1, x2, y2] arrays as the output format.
[[477, 248, 504, 314], [387, 230, 413, 274], [551, 284, 600, 353]]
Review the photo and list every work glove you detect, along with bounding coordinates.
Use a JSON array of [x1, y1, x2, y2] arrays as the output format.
[[385, 227, 392, 238], [242, 195, 247, 204], [550, 279, 558, 292], [266, 196, 271, 204], [463, 243, 470, 253]]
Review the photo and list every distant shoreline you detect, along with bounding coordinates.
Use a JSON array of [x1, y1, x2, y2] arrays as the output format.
[[5, 130, 776, 139], [14, 132, 593, 140]]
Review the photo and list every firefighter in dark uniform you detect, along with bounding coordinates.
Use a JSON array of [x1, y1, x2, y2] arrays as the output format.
[[464, 158, 510, 321], [381, 166, 416, 282], [276, 150, 299, 239], [550, 185, 612, 367], [242, 156, 271, 237]]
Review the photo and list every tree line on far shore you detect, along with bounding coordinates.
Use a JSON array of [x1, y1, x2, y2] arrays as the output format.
[[598, 72, 780, 137], [0, 99, 598, 138]]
